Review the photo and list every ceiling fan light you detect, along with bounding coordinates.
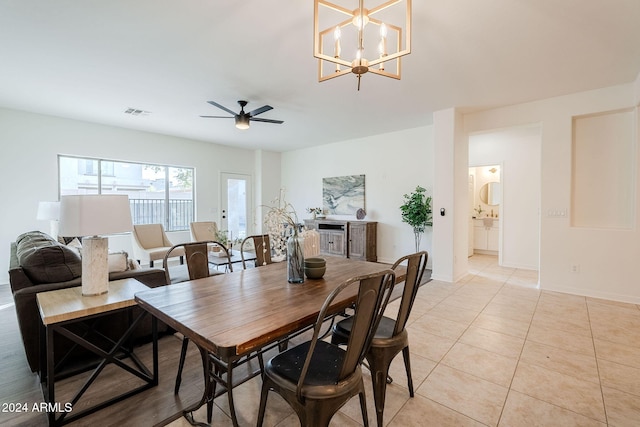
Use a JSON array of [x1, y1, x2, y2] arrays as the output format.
[[235, 115, 250, 130]]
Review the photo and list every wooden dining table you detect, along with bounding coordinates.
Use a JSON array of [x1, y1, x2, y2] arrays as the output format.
[[134, 256, 403, 426]]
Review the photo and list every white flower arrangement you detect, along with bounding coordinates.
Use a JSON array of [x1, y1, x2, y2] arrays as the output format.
[[263, 189, 303, 260]]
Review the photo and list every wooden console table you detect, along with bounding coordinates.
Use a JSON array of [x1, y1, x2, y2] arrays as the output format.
[[304, 219, 377, 261], [37, 278, 158, 426]]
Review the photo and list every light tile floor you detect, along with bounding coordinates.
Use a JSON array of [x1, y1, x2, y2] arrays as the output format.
[[168, 255, 640, 426]]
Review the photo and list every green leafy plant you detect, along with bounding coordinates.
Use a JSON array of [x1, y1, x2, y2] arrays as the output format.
[[400, 186, 433, 252], [214, 229, 230, 247]]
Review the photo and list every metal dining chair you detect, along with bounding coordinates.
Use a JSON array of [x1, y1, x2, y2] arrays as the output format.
[[163, 240, 232, 285], [257, 269, 396, 427], [165, 241, 232, 396], [331, 251, 428, 427], [240, 234, 272, 269]]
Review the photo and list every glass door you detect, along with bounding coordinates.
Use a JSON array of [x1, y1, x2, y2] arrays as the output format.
[[220, 173, 251, 245]]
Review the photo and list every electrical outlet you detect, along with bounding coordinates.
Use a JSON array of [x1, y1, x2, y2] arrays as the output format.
[[571, 264, 580, 273]]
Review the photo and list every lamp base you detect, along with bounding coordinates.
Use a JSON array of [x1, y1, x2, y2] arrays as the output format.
[[49, 220, 59, 240], [81, 236, 109, 296]]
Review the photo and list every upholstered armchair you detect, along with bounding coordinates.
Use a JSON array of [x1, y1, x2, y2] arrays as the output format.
[[190, 221, 218, 241], [131, 223, 184, 267], [191, 221, 227, 255]]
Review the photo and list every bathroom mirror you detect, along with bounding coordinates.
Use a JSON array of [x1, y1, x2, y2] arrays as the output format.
[[479, 182, 501, 206]]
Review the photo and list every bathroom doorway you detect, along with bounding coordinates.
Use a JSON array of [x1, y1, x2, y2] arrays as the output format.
[[469, 164, 501, 258], [468, 125, 541, 271]]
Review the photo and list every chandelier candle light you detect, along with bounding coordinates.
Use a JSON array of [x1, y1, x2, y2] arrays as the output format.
[[314, 0, 411, 90]]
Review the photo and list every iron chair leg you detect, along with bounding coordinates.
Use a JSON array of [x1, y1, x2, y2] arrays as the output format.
[[368, 344, 413, 427], [403, 346, 414, 397]]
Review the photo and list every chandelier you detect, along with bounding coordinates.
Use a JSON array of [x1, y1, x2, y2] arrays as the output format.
[[314, 0, 412, 90]]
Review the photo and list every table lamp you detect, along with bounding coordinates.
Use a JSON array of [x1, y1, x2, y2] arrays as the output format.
[[36, 201, 60, 238], [58, 195, 133, 296]]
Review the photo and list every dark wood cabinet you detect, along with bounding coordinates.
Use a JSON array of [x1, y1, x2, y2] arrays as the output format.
[[304, 219, 377, 262]]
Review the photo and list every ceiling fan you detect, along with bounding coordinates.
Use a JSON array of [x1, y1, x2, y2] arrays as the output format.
[[200, 100, 284, 130]]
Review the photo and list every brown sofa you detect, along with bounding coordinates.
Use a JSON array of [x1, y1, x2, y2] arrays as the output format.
[[9, 231, 169, 373]]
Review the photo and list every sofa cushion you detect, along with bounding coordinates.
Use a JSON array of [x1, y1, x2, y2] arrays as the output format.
[[108, 251, 130, 273], [64, 237, 83, 249], [15, 231, 82, 284], [58, 235, 83, 245]]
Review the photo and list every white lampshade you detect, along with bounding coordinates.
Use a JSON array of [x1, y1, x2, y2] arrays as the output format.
[[58, 194, 132, 237], [36, 201, 60, 221], [58, 195, 133, 296], [37, 201, 61, 238]]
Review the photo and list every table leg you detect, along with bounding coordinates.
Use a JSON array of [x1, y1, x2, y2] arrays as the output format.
[[152, 316, 159, 385], [182, 345, 212, 426], [46, 325, 56, 426], [181, 348, 242, 427], [41, 309, 157, 426], [225, 363, 239, 426]]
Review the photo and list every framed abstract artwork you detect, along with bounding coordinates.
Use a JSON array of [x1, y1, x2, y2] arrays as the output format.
[[322, 175, 365, 215]]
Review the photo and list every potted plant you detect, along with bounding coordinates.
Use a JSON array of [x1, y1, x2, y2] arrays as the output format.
[[399, 186, 433, 252], [208, 229, 230, 256], [306, 207, 323, 219]]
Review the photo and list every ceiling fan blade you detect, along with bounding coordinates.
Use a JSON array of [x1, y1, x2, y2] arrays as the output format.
[[199, 115, 235, 119], [249, 117, 284, 124], [206, 101, 237, 116], [247, 105, 273, 117]]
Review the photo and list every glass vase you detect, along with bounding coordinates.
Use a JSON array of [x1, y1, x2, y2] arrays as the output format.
[[287, 233, 305, 283]]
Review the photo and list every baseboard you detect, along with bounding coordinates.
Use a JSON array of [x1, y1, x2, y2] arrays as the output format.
[[541, 282, 640, 305]]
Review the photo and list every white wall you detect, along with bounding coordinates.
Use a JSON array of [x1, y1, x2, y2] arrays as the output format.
[[280, 126, 434, 266], [5, 80, 640, 304], [432, 108, 469, 282], [0, 108, 280, 283], [254, 150, 282, 233], [635, 71, 640, 105], [572, 109, 635, 229], [464, 83, 640, 303], [469, 125, 541, 270]]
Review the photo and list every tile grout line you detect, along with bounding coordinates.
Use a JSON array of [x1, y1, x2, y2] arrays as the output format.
[[585, 299, 610, 426], [494, 273, 542, 427], [412, 262, 513, 426]]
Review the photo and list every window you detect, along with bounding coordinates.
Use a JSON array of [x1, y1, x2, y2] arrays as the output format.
[[59, 156, 194, 231]]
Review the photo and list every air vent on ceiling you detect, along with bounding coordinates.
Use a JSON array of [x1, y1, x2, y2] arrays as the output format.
[[124, 108, 151, 117]]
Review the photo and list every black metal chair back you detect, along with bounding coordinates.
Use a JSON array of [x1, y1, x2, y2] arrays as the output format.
[[257, 268, 396, 427], [391, 251, 428, 335], [240, 234, 272, 269], [163, 240, 231, 284], [331, 250, 428, 427]]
